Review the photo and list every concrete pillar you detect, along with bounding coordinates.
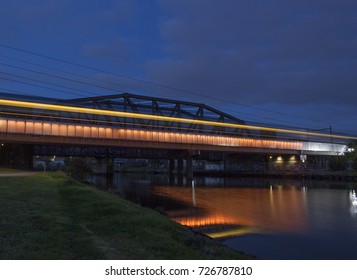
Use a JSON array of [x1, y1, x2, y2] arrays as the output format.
[[223, 156, 228, 173], [95, 158, 113, 174], [169, 159, 175, 185], [177, 159, 184, 174], [186, 157, 193, 180], [106, 158, 113, 174], [201, 160, 206, 172], [169, 159, 175, 174]]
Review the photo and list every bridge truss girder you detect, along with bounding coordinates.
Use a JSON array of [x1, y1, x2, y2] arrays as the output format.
[[66, 93, 253, 137]]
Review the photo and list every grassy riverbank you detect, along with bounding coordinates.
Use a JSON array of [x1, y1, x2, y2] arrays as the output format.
[[0, 168, 19, 174], [0, 172, 251, 259]]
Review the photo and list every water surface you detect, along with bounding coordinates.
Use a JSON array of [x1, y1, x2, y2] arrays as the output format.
[[94, 174, 357, 259]]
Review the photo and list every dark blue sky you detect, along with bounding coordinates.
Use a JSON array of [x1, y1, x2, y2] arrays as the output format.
[[0, 0, 356, 135]]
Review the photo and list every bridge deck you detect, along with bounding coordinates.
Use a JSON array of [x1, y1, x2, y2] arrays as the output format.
[[0, 93, 350, 156]]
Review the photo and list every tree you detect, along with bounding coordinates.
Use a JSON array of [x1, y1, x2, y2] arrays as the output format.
[[329, 156, 347, 171], [64, 157, 93, 182]]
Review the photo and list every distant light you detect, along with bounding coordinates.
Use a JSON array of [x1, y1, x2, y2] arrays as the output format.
[[300, 154, 307, 163], [289, 155, 296, 162]]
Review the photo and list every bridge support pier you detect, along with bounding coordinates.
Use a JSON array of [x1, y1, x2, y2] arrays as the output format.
[[186, 157, 193, 180], [168, 159, 175, 185], [169, 159, 175, 174], [168, 156, 193, 185], [223, 156, 228, 172], [177, 159, 184, 175], [94, 157, 113, 174]]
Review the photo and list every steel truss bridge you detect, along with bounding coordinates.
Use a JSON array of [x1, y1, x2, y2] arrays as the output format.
[[0, 92, 351, 156]]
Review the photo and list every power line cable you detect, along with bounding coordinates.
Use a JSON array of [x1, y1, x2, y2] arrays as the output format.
[[0, 25, 333, 124], [0, 47, 275, 123], [1, 26, 354, 131], [0, 43, 334, 126], [0, 54, 147, 97], [0, 74, 86, 97], [0, 42, 355, 134], [0, 62, 120, 93]]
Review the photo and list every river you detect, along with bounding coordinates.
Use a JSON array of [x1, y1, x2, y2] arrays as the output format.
[[93, 173, 357, 260]]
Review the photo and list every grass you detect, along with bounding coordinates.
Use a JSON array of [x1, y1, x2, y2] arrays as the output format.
[[0, 172, 252, 259], [0, 168, 19, 174]]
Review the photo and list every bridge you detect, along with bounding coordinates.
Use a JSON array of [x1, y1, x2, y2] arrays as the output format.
[[0, 92, 352, 176]]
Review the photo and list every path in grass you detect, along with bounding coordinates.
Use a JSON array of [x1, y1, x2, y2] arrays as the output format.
[[0, 169, 37, 177], [0, 172, 252, 260]]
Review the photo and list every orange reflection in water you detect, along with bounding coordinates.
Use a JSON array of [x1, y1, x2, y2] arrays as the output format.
[[153, 186, 307, 233], [175, 214, 238, 228]]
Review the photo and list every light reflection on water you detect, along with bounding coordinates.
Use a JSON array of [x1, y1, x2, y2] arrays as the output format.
[[93, 174, 357, 259], [153, 185, 308, 234]]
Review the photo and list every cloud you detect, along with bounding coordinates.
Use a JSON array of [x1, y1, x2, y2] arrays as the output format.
[[1, 0, 356, 131], [149, 0, 357, 107], [83, 38, 136, 65], [21, 1, 62, 16], [96, 0, 139, 23]]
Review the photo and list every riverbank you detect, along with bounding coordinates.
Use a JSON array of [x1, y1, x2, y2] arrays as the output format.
[[0, 168, 37, 177], [0, 171, 251, 259]]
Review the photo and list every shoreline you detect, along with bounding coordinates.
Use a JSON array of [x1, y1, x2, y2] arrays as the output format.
[[96, 168, 357, 182], [193, 170, 357, 181]]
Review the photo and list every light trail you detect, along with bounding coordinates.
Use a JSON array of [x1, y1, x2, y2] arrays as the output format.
[[0, 98, 355, 140], [0, 118, 304, 151], [0, 111, 306, 142], [0, 111, 248, 137], [207, 227, 269, 238]]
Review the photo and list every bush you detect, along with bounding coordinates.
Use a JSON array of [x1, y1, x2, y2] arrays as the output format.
[[353, 158, 357, 172], [64, 158, 93, 182], [329, 157, 347, 171]]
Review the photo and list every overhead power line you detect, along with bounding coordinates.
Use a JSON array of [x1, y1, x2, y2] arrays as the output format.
[[0, 74, 86, 97], [0, 43, 333, 126], [0, 62, 120, 93], [0, 41, 355, 134]]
